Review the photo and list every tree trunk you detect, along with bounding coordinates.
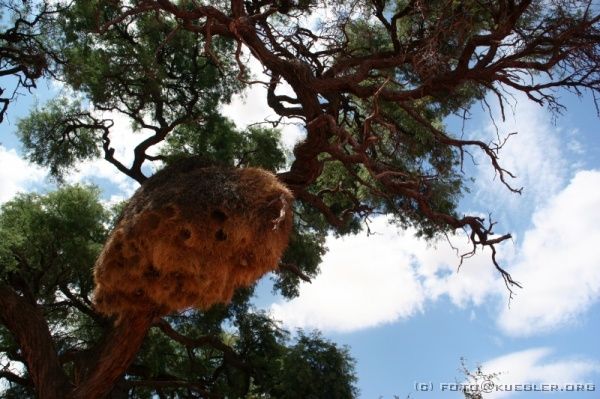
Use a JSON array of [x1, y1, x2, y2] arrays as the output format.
[[69, 312, 154, 399], [0, 283, 73, 399]]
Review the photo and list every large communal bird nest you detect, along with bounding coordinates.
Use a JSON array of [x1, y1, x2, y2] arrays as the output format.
[[93, 158, 293, 317]]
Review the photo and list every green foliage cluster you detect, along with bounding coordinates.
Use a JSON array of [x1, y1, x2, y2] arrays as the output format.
[[161, 114, 287, 171], [17, 98, 101, 180], [60, 1, 239, 120], [0, 186, 108, 302], [14, 0, 473, 240], [17, 0, 243, 181]]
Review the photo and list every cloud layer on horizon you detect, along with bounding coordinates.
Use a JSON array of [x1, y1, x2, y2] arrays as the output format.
[[481, 347, 600, 398]]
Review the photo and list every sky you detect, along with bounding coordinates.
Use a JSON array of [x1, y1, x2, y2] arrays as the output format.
[[1, 55, 600, 399]]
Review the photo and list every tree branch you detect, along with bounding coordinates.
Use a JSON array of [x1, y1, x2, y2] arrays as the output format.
[[278, 262, 312, 283], [153, 318, 251, 373], [0, 370, 33, 388], [70, 312, 155, 399], [0, 282, 72, 398]]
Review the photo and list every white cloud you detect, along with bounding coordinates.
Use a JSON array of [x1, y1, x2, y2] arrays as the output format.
[[220, 63, 272, 127], [474, 93, 566, 211], [498, 170, 600, 336], [0, 146, 47, 204], [567, 129, 585, 156], [268, 170, 600, 335], [269, 217, 506, 332], [415, 234, 506, 308], [480, 348, 600, 398], [66, 158, 138, 197], [225, 48, 598, 338], [270, 218, 426, 332]]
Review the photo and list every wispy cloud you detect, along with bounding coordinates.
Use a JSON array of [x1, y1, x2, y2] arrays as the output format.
[[473, 93, 567, 213], [498, 170, 600, 336]]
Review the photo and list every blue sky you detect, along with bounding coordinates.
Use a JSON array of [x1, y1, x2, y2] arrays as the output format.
[[1, 67, 600, 399]]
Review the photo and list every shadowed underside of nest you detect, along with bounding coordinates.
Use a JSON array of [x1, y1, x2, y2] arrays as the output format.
[[93, 158, 293, 317]]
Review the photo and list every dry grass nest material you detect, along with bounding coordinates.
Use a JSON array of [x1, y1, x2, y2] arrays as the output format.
[[93, 158, 294, 317]]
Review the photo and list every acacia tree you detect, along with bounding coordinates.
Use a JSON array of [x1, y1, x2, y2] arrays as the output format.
[[1, 0, 600, 397]]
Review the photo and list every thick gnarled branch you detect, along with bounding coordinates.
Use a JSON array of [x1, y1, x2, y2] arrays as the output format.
[[0, 283, 72, 399]]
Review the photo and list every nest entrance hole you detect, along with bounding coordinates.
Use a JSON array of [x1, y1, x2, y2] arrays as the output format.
[[211, 209, 228, 223]]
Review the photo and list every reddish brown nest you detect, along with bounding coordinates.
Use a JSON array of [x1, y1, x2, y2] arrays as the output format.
[[93, 159, 293, 317]]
